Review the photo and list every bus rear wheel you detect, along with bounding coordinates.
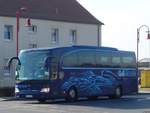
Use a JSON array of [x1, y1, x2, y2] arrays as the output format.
[[87, 96, 98, 100], [109, 86, 122, 99], [65, 87, 78, 102]]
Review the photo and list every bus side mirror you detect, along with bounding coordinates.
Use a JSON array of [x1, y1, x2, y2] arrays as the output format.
[[7, 57, 21, 71]]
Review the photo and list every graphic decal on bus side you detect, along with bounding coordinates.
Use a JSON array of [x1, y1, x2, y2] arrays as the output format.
[[62, 71, 118, 96]]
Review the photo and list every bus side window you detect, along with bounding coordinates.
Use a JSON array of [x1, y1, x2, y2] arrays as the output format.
[[62, 53, 78, 67], [112, 56, 121, 68], [95, 51, 111, 67], [122, 56, 135, 68], [77, 50, 96, 67]]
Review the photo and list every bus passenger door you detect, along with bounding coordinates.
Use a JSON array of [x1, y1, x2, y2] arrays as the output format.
[[49, 61, 59, 97]]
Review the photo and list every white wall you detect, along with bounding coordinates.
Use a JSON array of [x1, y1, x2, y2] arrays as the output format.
[[0, 16, 101, 88]]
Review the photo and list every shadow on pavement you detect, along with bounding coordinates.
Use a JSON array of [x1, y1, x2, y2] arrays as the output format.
[[21, 92, 150, 110]]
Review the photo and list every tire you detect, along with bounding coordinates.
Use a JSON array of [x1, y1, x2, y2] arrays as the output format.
[[109, 86, 122, 99], [87, 96, 98, 100], [38, 99, 46, 103], [65, 87, 78, 102]]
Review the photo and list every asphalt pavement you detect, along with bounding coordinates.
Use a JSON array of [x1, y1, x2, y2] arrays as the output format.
[[0, 90, 149, 113]]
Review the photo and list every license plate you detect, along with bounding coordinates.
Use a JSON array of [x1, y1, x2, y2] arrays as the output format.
[[25, 95, 33, 98]]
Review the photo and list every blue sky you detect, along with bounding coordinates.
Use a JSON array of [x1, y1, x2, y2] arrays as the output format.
[[77, 0, 150, 60]]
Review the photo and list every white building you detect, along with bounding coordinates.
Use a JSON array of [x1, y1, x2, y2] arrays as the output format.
[[0, 0, 103, 95]]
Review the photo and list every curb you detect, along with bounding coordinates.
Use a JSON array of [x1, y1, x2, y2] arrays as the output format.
[[139, 88, 150, 91], [139, 88, 150, 94], [0, 97, 16, 101]]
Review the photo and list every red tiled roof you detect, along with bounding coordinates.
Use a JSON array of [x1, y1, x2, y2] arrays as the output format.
[[0, 0, 103, 25]]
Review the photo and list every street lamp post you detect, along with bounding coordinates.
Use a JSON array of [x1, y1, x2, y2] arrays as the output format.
[[137, 25, 150, 67], [16, 11, 20, 57], [16, 7, 30, 56]]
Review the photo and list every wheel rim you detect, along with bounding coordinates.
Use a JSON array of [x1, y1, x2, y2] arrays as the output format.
[[69, 89, 76, 98], [116, 87, 121, 97]]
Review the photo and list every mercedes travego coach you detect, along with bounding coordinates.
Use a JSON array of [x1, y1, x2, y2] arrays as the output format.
[[8, 46, 138, 102]]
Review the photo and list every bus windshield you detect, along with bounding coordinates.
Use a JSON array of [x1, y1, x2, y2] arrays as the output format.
[[16, 51, 50, 80]]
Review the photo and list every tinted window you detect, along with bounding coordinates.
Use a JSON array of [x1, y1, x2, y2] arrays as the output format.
[[122, 55, 136, 68], [78, 50, 96, 67], [63, 52, 78, 67], [95, 51, 111, 67], [63, 50, 96, 67], [112, 56, 121, 67], [62, 50, 136, 68]]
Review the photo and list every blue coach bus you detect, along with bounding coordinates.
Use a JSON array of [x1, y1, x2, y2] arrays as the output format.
[[8, 46, 138, 102]]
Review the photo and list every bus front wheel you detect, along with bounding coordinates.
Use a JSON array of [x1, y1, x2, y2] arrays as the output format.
[[38, 99, 46, 103], [65, 87, 78, 102]]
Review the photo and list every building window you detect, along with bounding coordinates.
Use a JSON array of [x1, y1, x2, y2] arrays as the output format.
[[51, 28, 59, 44], [29, 44, 37, 48], [28, 25, 37, 33], [4, 25, 13, 40], [70, 30, 77, 44]]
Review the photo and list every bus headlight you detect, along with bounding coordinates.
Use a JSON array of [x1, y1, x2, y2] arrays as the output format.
[[40, 87, 50, 93], [15, 87, 20, 93]]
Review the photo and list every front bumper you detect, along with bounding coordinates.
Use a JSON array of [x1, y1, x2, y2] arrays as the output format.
[[15, 90, 51, 100]]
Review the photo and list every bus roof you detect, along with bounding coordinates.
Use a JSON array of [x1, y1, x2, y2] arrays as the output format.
[[71, 45, 118, 51], [19, 45, 136, 63], [20, 45, 118, 53]]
